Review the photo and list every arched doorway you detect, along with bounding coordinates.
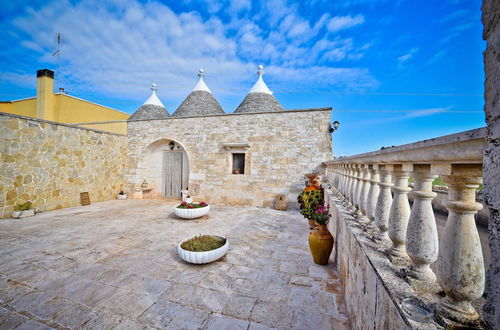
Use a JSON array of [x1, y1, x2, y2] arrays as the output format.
[[137, 139, 189, 198]]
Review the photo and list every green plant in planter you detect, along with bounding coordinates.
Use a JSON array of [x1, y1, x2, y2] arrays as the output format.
[[14, 202, 32, 212], [311, 204, 331, 225], [176, 201, 208, 209], [297, 189, 323, 219], [181, 235, 225, 252]]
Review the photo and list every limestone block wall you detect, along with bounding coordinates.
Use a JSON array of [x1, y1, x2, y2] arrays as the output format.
[[482, 0, 500, 326], [0, 113, 127, 218], [127, 109, 332, 208]]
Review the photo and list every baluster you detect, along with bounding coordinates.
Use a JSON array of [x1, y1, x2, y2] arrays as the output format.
[[387, 165, 411, 259], [352, 165, 363, 214], [327, 166, 334, 187], [436, 164, 484, 324], [366, 165, 380, 222], [375, 164, 393, 241], [358, 165, 371, 221], [347, 165, 356, 211], [346, 165, 354, 202], [338, 166, 346, 201], [342, 166, 348, 199], [341, 164, 349, 199], [406, 164, 439, 282], [339, 165, 345, 195]]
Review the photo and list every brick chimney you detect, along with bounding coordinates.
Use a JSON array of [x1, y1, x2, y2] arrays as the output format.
[[36, 69, 56, 121]]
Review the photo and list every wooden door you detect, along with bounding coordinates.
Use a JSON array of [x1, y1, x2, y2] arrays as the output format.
[[163, 151, 183, 198]]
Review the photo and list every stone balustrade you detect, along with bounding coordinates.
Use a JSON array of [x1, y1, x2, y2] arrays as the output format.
[[325, 128, 487, 326]]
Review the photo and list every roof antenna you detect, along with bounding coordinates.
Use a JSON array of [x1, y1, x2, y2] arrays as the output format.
[[51, 33, 61, 92]]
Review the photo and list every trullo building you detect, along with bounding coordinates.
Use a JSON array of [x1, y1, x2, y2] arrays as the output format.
[[126, 65, 333, 208]]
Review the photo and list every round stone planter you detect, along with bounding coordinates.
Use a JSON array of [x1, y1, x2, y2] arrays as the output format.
[[174, 205, 210, 219], [12, 209, 35, 219], [117, 193, 127, 200], [177, 235, 228, 264]]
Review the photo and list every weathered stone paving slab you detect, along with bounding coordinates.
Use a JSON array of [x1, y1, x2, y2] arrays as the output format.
[[0, 200, 350, 329]]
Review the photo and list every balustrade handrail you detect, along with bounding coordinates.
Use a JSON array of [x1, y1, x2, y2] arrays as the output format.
[[324, 127, 486, 164], [324, 127, 488, 326]]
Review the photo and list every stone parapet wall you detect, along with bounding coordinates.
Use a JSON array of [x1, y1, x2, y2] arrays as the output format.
[[326, 190, 442, 329], [0, 113, 127, 218], [127, 109, 332, 208]]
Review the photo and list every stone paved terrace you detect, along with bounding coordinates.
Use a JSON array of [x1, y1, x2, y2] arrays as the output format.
[[0, 200, 350, 329]]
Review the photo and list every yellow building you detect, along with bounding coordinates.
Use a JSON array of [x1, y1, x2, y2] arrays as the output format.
[[0, 69, 129, 134]]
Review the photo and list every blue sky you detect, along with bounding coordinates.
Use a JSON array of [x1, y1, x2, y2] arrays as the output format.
[[0, 0, 486, 155]]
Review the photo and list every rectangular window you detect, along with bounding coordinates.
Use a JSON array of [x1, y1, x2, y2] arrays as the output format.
[[232, 153, 245, 174]]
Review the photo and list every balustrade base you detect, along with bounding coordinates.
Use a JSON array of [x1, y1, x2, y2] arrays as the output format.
[[406, 276, 441, 296], [388, 255, 411, 268], [388, 245, 409, 259], [437, 298, 482, 326], [375, 230, 390, 243], [406, 264, 437, 283], [356, 214, 370, 223]]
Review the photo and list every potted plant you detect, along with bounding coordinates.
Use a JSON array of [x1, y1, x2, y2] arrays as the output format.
[[117, 190, 127, 200], [298, 188, 323, 230], [308, 204, 333, 265], [232, 168, 241, 174], [12, 202, 35, 219], [174, 201, 210, 219], [177, 234, 229, 264]]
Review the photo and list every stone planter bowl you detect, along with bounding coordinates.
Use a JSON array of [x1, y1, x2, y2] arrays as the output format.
[[174, 205, 210, 219], [177, 235, 228, 264], [12, 209, 35, 219], [117, 193, 127, 200]]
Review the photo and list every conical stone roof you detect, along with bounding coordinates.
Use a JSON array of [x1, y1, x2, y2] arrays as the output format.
[[234, 65, 283, 114], [172, 69, 224, 117], [129, 84, 170, 120]]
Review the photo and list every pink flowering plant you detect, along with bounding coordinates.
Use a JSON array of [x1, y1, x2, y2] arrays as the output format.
[[311, 204, 331, 225], [177, 201, 208, 209]]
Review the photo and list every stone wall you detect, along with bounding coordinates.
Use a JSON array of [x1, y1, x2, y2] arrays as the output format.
[[127, 109, 332, 208], [0, 113, 127, 218], [325, 188, 450, 329], [482, 0, 500, 326]]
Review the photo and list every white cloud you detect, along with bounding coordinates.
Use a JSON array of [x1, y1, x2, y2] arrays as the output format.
[[3, 0, 377, 110], [327, 15, 365, 32], [233, 0, 251, 11], [268, 65, 379, 91], [397, 47, 419, 68], [427, 50, 447, 64], [349, 107, 448, 128]]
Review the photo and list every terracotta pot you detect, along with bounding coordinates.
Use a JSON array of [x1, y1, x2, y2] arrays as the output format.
[[308, 224, 333, 265], [275, 194, 287, 211], [304, 173, 320, 189], [308, 219, 317, 230]]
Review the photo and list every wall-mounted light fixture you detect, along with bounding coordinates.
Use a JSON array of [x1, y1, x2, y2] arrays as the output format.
[[329, 120, 340, 133], [168, 141, 175, 150]]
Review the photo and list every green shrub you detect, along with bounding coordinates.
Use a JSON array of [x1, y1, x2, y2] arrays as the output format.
[[297, 189, 324, 219], [181, 235, 225, 252], [15, 202, 32, 212]]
